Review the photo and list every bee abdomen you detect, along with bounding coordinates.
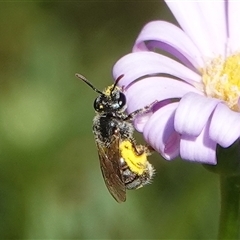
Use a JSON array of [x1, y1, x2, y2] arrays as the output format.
[[120, 160, 154, 190]]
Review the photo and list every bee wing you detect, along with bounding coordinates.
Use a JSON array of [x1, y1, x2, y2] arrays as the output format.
[[96, 135, 126, 203]]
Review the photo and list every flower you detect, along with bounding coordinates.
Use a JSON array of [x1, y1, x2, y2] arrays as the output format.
[[112, 1, 240, 165]]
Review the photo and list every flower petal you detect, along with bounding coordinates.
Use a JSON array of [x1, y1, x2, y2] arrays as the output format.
[[112, 51, 202, 88], [143, 102, 180, 160], [196, 1, 227, 56], [209, 103, 240, 148], [180, 121, 217, 164], [228, 1, 240, 52], [126, 76, 203, 115], [165, 1, 226, 57], [175, 92, 221, 137], [133, 99, 171, 132], [133, 21, 204, 69]]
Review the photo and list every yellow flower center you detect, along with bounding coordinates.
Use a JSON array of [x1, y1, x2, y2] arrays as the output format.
[[202, 53, 240, 111]]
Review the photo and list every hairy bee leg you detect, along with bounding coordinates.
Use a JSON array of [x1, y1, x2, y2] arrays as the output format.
[[145, 145, 155, 154], [124, 100, 158, 121], [135, 144, 155, 156], [128, 139, 155, 156]]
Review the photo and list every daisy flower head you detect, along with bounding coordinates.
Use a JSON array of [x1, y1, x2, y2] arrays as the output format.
[[112, 1, 240, 165]]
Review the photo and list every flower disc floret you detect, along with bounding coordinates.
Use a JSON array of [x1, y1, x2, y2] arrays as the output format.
[[203, 54, 240, 111]]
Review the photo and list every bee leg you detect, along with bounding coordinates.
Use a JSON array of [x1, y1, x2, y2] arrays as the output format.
[[134, 144, 155, 156], [124, 100, 158, 121], [145, 145, 155, 154]]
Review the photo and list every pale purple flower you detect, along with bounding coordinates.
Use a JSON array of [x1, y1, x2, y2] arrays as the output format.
[[112, 1, 240, 165]]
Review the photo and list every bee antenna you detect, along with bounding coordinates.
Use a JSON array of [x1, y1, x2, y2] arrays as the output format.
[[75, 73, 103, 95], [111, 74, 124, 95]]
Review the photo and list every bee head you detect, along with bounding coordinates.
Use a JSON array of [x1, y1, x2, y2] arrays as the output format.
[[76, 73, 126, 113], [94, 84, 126, 113]]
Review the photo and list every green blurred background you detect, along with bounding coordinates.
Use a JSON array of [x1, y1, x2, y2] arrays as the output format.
[[0, 1, 219, 239]]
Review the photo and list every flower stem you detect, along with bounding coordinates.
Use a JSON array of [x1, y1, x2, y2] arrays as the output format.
[[218, 175, 240, 239], [204, 143, 240, 239]]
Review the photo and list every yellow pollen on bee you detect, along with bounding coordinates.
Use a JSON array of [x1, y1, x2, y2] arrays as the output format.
[[119, 140, 148, 175], [202, 53, 240, 111], [104, 85, 114, 96]]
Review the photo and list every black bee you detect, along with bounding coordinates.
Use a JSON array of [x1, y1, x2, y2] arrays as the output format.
[[76, 73, 155, 203]]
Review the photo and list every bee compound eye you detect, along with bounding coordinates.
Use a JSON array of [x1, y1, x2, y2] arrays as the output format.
[[118, 92, 126, 108], [94, 98, 101, 111]]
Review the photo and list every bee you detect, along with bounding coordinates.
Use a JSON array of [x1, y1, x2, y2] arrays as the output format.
[[76, 73, 155, 203]]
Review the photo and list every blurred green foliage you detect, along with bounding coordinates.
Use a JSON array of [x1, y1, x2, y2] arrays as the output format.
[[0, 2, 219, 239]]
